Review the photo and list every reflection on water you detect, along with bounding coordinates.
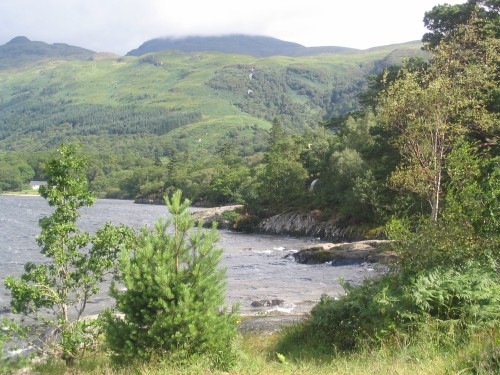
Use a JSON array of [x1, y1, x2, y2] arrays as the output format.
[[0, 195, 380, 316]]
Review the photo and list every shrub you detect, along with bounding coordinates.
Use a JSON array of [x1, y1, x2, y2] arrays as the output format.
[[105, 190, 238, 369], [280, 263, 500, 355]]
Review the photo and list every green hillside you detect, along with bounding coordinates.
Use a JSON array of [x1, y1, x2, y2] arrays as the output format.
[[0, 38, 428, 199], [0, 40, 426, 150]]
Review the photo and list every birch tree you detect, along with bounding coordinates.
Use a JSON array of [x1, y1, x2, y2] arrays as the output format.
[[380, 19, 499, 220]]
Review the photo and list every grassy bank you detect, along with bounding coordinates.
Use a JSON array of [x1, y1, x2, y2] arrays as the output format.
[[1, 190, 40, 196], [27, 321, 497, 374]]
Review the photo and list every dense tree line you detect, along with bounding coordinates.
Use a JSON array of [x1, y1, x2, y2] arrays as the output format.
[[0, 100, 201, 140]]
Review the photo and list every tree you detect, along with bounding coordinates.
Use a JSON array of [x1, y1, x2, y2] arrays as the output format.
[[105, 190, 238, 368], [423, 0, 499, 50], [0, 155, 34, 192], [358, 59, 430, 111], [258, 135, 308, 206], [388, 143, 499, 271], [4, 144, 132, 365], [207, 165, 250, 204], [268, 117, 286, 147], [380, 19, 499, 220]]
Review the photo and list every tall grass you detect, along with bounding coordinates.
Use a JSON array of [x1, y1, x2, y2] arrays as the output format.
[[31, 326, 498, 374]]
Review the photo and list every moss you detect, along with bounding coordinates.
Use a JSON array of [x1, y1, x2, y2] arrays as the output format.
[[233, 212, 261, 232]]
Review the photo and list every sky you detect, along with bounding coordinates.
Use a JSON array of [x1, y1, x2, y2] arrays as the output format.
[[0, 0, 466, 55]]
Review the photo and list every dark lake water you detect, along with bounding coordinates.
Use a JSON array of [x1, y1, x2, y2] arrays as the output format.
[[0, 195, 380, 316]]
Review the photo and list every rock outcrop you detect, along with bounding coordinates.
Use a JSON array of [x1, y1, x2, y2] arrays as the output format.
[[290, 240, 396, 265], [250, 299, 284, 307], [256, 211, 359, 241]]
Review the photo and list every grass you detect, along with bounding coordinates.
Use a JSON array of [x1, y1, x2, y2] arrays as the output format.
[[1, 189, 40, 196], [27, 322, 498, 375]]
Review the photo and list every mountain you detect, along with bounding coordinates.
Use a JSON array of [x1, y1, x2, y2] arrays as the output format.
[[0, 38, 428, 155], [126, 35, 357, 57], [0, 35, 429, 199], [0, 36, 95, 70]]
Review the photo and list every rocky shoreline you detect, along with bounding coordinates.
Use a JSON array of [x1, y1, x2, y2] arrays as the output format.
[[256, 211, 360, 242], [237, 240, 397, 334], [193, 206, 365, 241], [193, 206, 396, 266]]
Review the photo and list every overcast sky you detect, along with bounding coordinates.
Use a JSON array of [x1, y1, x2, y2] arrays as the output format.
[[0, 0, 465, 55]]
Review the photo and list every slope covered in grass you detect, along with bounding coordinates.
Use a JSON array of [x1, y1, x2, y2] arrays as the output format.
[[0, 40, 426, 156]]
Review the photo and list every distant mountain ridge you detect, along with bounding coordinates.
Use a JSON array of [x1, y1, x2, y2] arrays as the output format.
[[0, 36, 95, 70], [126, 35, 358, 57], [0, 35, 421, 70]]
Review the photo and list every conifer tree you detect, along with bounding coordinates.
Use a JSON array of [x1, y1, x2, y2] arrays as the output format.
[[105, 190, 238, 367]]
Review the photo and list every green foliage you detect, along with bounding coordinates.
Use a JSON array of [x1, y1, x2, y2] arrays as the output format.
[[27, 328, 500, 374], [0, 328, 27, 374], [105, 190, 238, 368], [308, 112, 393, 222], [0, 101, 202, 139], [278, 264, 499, 355], [357, 58, 430, 111], [0, 153, 34, 192], [256, 122, 308, 207], [405, 267, 500, 325], [3, 144, 132, 365], [387, 143, 499, 271], [206, 166, 250, 204], [458, 332, 500, 375], [423, 0, 500, 50], [381, 18, 499, 220]]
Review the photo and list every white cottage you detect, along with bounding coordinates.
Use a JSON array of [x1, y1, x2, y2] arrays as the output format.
[[29, 181, 47, 190]]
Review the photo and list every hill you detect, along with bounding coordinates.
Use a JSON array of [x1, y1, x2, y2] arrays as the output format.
[[0, 36, 428, 199], [0, 40, 427, 152], [0, 36, 96, 70], [126, 35, 357, 57]]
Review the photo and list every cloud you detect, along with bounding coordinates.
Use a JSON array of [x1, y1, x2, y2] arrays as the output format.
[[0, 0, 466, 55]]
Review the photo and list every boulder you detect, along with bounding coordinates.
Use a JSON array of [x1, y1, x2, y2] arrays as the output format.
[[291, 240, 396, 265], [250, 299, 284, 307]]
